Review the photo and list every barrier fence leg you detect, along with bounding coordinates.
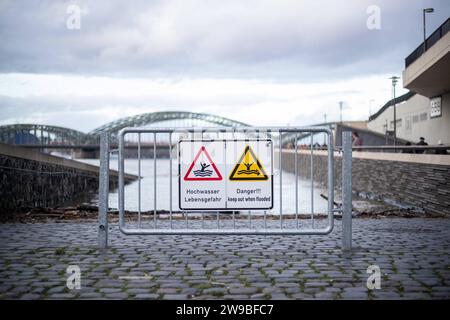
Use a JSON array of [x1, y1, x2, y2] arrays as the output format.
[[342, 131, 352, 251], [98, 133, 110, 249]]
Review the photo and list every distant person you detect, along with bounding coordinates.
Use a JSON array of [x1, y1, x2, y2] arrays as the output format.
[[352, 132, 363, 150], [416, 137, 428, 154], [435, 140, 448, 155], [402, 141, 414, 153]]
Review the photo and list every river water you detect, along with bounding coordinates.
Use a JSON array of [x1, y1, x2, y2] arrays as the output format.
[[80, 159, 329, 215]]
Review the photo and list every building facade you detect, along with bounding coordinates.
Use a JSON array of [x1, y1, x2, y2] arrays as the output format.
[[367, 92, 450, 144], [368, 17, 450, 145]]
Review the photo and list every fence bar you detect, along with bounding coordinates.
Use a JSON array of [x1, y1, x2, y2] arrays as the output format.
[[169, 132, 173, 229], [264, 210, 267, 229], [138, 133, 141, 228], [342, 131, 352, 251], [279, 131, 283, 228], [295, 134, 299, 228], [98, 133, 109, 249], [232, 130, 236, 229], [154, 132, 157, 228], [310, 134, 314, 228], [202, 131, 205, 228]]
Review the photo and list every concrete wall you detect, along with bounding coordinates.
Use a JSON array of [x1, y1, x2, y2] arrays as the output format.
[[403, 28, 450, 98], [279, 150, 450, 215], [0, 143, 137, 211], [367, 93, 450, 145]]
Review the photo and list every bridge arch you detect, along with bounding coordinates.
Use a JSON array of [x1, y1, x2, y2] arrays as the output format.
[[0, 112, 251, 146], [0, 124, 88, 145], [89, 111, 250, 137]]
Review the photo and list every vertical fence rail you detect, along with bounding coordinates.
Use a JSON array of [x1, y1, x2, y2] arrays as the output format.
[[98, 133, 109, 249], [279, 131, 283, 228], [342, 131, 353, 250], [153, 132, 157, 228], [138, 133, 141, 227], [169, 132, 173, 229], [310, 134, 314, 228], [294, 134, 299, 228]]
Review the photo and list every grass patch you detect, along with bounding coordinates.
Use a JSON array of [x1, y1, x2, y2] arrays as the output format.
[[55, 247, 66, 256], [210, 291, 225, 297], [206, 269, 214, 280], [185, 267, 193, 277]]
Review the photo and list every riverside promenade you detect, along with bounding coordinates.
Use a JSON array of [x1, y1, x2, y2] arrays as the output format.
[[0, 218, 449, 300]]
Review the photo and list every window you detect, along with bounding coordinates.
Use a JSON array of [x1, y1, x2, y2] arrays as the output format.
[[430, 96, 442, 118], [413, 115, 419, 123], [405, 116, 412, 133], [420, 112, 428, 121], [389, 119, 402, 129]]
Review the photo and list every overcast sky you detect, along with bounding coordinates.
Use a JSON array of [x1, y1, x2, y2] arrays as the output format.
[[0, 0, 449, 132]]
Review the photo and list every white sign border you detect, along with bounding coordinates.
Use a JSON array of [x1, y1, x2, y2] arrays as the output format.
[[178, 139, 274, 211]]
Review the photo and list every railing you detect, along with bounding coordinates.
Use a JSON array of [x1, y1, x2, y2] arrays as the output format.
[[405, 17, 450, 68], [98, 127, 354, 250], [351, 145, 450, 154]]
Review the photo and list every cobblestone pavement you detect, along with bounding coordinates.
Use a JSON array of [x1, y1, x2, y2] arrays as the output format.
[[0, 218, 449, 300]]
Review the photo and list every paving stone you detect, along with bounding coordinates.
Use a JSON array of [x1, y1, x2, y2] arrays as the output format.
[[134, 293, 160, 299], [105, 293, 130, 299], [0, 218, 448, 300], [163, 294, 189, 300]]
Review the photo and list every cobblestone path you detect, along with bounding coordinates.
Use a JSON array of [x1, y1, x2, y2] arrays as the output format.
[[0, 218, 449, 299]]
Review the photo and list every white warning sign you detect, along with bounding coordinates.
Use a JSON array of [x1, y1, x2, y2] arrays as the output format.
[[179, 139, 273, 210]]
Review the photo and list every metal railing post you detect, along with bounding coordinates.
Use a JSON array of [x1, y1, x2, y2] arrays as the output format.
[[98, 133, 110, 249], [342, 131, 352, 251]]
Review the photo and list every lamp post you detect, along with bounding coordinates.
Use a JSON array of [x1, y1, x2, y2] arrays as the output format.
[[423, 8, 434, 53], [389, 76, 400, 146], [369, 99, 375, 118]]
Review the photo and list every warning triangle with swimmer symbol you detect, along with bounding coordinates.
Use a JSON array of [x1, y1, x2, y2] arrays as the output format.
[[184, 146, 223, 181], [229, 145, 268, 181]]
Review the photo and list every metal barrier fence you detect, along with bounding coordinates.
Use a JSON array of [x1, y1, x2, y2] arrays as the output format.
[[98, 127, 352, 250]]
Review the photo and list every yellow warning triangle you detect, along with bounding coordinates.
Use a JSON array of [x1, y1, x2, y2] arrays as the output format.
[[229, 145, 268, 181]]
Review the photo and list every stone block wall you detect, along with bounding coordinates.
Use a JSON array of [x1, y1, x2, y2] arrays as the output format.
[[0, 154, 100, 210], [279, 150, 450, 215], [0, 144, 137, 211]]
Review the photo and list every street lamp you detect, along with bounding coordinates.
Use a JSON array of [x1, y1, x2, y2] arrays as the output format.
[[423, 8, 434, 53], [369, 99, 375, 118], [389, 76, 400, 146]]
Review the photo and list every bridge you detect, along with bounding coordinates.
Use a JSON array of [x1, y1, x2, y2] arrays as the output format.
[[0, 111, 256, 157], [0, 111, 338, 156]]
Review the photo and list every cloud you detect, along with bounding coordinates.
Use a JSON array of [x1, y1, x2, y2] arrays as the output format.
[[0, 73, 408, 131], [0, 0, 448, 79], [0, 1, 445, 131]]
